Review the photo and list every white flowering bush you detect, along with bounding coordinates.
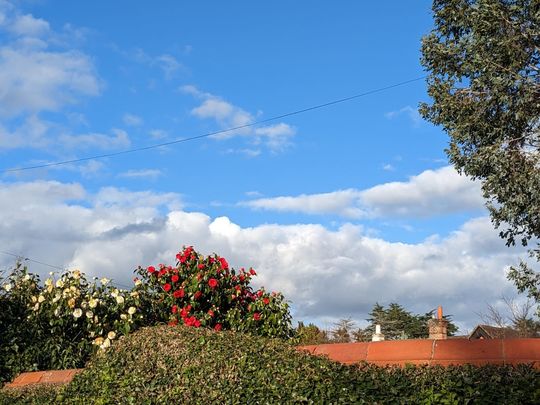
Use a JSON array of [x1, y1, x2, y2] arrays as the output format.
[[0, 263, 143, 383]]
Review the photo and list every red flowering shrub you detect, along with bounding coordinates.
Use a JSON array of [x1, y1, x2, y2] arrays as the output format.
[[133, 246, 294, 339]]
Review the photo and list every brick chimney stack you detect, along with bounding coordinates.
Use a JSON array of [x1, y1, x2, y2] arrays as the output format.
[[428, 305, 448, 340]]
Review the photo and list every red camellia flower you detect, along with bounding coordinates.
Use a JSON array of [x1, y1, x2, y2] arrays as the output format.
[[249, 268, 257, 276], [197, 263, 205, 270], [194, 291, 202, 300], [171, 305, 178, 313], [214, 323, 222, 331], [171, 274, 179, 283], [239, 274, 245, 282], [173, 289, 184, 299], [208, 278, 218, 289], [219, 257, 229, 270], [208, 309, 214, 317], [263, 297, 270, 305], [148, 265, 156, 273], [163, 283, 171, 292], [253, 312, 261, 321]]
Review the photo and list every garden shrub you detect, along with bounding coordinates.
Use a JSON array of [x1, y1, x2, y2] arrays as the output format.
[[22, 325, 538, 404], [0, 263, 143, 383], [133, 246, 294, 339], [0, 247, 294, 383]]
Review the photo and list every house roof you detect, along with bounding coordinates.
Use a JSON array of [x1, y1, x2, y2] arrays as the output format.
[[468, 324, 521, 340]]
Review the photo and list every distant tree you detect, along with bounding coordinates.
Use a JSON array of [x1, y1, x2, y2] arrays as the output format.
[[477, 295, 540, 337], [331, 318, 355, 343], [421, 0, 540, 313], [296, 322, 329, 345], [356, 303, 458, 341]]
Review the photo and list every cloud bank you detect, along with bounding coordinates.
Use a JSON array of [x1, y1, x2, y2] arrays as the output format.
[[242, 166, 485, 219], [0, 179, 522, 332]]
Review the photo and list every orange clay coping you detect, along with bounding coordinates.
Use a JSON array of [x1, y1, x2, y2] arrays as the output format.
[[299, 338, 540, 368], [3, 369, 83, 389], [4, 339, 540, 389]]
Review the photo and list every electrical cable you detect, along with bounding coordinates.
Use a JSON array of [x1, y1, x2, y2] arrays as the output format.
[[1, 76, 426, 173]]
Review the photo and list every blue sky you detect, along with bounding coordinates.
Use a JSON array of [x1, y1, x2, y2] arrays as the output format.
[[0, 0, 529, 332]]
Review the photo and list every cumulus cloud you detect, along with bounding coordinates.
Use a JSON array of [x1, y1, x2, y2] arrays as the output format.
[[180, 85, 296, 153], [0, 45, 100, 117], [242, 166, 485, 219], [132, 48, 183, 79], [122, 113, 143, 127], [118, 169, 162, 179], [0, 1, 101, 156], [0, 179, 524, 331], [8, 13, 50, 37], [385, 105, 423, 126], [58, 129, 130, 150]]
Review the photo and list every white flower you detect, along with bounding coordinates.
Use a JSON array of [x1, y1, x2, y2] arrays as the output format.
[[33, 303, 39, 311], [73, 308, 83, 318], [134, 279, 142, 286], [45, 278, 53, 287], [100, 278, 110, 285], [88, 298, 98, 308], [31, 296, 37, 303], [128, 306, 136, 315], [68, 298, 76, 308], [86, 311, 94, 319], [52, 293, 61, 303], [47, 285, 53, 294], [23, 274, 30, 281], [3, 283, 12, 292], [100, 338, 111, 349], [107, 331, 116, 340], [54, 308, 60, 317], [130, 291, 139, 298], [70, 286, 78, 293], [38, 295, 45, 303], [56, 279, 64, 288], [115, 295, 125, 305], [110, 289, 119, 298], [120, 314, 127, 320], [94, 315, 99, 323], [93, 337, 104, 346], [72, 270, 81, 280]]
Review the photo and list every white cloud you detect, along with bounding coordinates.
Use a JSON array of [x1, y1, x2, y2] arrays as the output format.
[[0, 46, 100, 117], [385, 105, 423, 126], [132, 48, 183, 79], [118, 169, 162, 179], [149, 129, 167, 139], [0, 115, 50, 149], [122, 113, 143, 127], [0, 179, 524, 331], [181, 85, 296, 153], [0, 2, 101, 158], [361, 166, 484, 217], [244, 189, 366, 219], [156, 54, 182, 79], [9, 13, 50, 37], [242, 166, 485, 219], [58, 129, 130, 150]]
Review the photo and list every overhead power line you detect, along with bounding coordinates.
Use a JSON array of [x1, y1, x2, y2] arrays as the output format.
[[1, 76, 426, 173], [0, 250, 131, 289]]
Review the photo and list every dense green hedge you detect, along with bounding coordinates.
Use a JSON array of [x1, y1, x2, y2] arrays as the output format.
[[2, 325, 538, 404]]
